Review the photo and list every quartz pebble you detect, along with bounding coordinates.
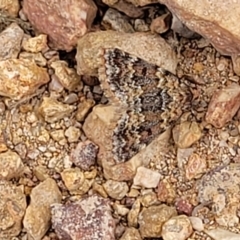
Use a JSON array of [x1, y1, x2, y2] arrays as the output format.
[[161, 215, 193, 240], [51, 195, 115, 240], [133, 166, 161, 188]]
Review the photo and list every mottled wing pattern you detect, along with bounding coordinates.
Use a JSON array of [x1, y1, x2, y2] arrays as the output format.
[[99, 48, 190, 163]]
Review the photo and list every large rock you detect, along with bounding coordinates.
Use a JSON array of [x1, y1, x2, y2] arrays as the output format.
[[23, 0, 97, 51], [159, 0, 240, 56]]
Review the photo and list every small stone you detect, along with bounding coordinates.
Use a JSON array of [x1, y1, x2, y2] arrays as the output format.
[[38, 97, 75, 123], [49, 75, 64, 92], [150, 13, 171, 34], [157, 179, 176, 204], [173, 121, 202, 148], [205, 228, 240, 240], [138, 204, 177, 238], [22, 34, 48, 53], [23, 178, 62, 240], [33, 166, 50, 181], [51, 60, 82, 91], [113, 202, 130, 216], [23, 0, 97, 51], [63, 93, 79, 104], [51, 195, 115, 240], [0, 0, 20, 17], [161, 215, 193, 240], [0, 59, 49, 100], [206, 84, 240, 128], [92, 182, 108, 198], [0, 181, 26, 239], [189, 216, 204, 232], [175, 198, 193, 216], [102, 8, 134, 33], [133, 166, 161, 188], [19, 51, 47, 67], [140, 192, 159, 207], [61, 168, 85, 192], [64, 126, 81, 143], [50, 129, 67, 145], [185, 153, 207, 180], [70, 140, 98, 170], [127, 198, 141, 228], [0, 23, 24, 60], [76, 98, 95, 122], [103, 179, 129, 200], [120, 227, 142, 240], [0, 150, 24, 180]]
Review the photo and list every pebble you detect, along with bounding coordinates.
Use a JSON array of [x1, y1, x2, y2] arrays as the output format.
[[120, 227, 142, 240], [173, 121, 202, 148], [0, 23, 24, 60], [206, 84, 240, 128], [23, 0, 97, 51], [138, 204, 177, 238], [51, 60, 83, 91], [64, 126, 81, 143], [0, 150, 24, 180], [161, 215, 193, 240], [127, 198, 141, 228], [76, 98, 95, 122], [23, 178, 62, 240], [22, 34, 48, 53], [51, 195, 115, 240], [0, 59, 49, 100], [205, 228, 240, 240], [38, 97, 75, 123], [133, 166, 161, 188], [0, 180, 26, 239], [103, 179, 129, 200], [189, 216, 204, 232], [70, 140, 98, 171]]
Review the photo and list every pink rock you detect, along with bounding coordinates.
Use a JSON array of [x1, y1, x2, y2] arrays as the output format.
[[205, 84, 240, 128], [160, 0, 240, 56], [23, 0, 97, 51], [70, 140, 98, 171], [51, 195, 116, 240], [175, 198, 193, 215]]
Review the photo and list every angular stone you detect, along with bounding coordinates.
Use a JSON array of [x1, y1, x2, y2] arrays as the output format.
[[22, 34, 48, 53], [160, 0, 240, 56], [0, 23, 24, 61], [19, 51, 47, 67], [103, 179, 129, 200], [64, 126, 81, 143], [0, 59, 49, 100], [0, 181, 26, 239], [127, 198, 141, 228], [120, 227, 142, 240], [0, 0, 20, 17], [157, 179, 176, 204], [23, 0, 97, 51], [161, 215, 193, 240], [38, 97, 75, 123], [138, 204, 177, 238], [185, 153, 206, 180], [23, 178, 62, 240], [173, 121, 202, 148], [133, 166, 161, 188], [51, 195, 115, 240], [77, 31, 178, 76], [0, 150, 24, 180], [70, 140, 98, 171], [51, 60, 82, 91], [206, 84, 240, 128], [76, 98, 95, 122], [205, 228, 240, 240]]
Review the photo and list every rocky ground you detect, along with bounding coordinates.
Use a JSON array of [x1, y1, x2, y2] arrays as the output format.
[[1, 0, 240, 240]]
